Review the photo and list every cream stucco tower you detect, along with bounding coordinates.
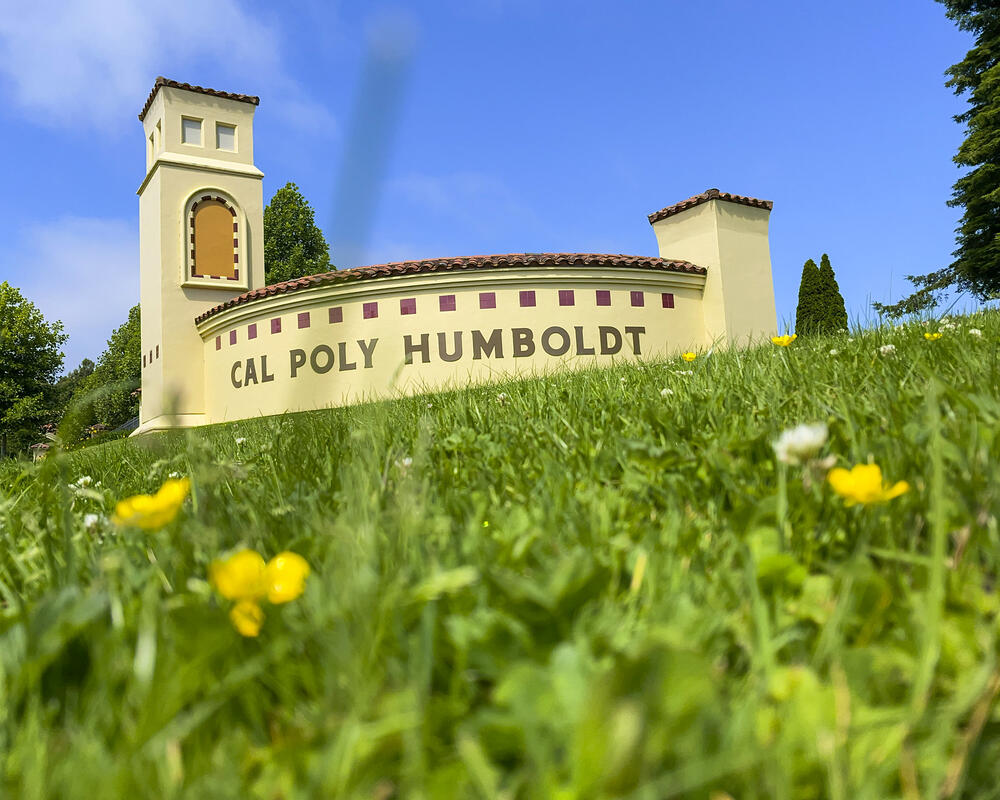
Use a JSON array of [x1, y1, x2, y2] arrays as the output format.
[[134, 78, 265, 435]]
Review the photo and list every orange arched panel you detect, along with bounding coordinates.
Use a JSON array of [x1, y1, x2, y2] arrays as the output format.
[[193, 200, 237, 279]]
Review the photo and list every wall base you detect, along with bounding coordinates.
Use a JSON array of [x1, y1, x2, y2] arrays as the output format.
[[131, 413, 208, 437]]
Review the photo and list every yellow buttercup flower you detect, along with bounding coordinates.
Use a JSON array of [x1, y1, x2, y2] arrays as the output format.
[[265, 551, 311, 604], [827, 463, 909, 506], [772, 334, 798, 347], [681, 352, 697, 362], [112, 477, 191, 529], [210, 549, 267, 601], [229, 600, 264, 637], [924, 332, 943, 341]]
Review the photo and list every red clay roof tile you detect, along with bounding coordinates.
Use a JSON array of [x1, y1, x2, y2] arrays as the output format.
[[194, 253, 706, 324], [647, 188, 772, 225], [138, 77, 260, 121]]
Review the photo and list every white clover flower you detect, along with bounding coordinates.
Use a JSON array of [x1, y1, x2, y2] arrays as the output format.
[[969, 328, 983, 337], [772, 422, 829, 465], [395, 456, 413, 473], [829, 348, 839, 356], [168, 471, 181, 479], [620, 377, 627, 384], [660, 387, 674, 397], [940, 316, 951, 323], [879, 344, 896, 356], [941, 322, 957, 331], [234, 437, 246, 446], [672, 370, 694, 376], [847, 337, 854, 342], [496, 392, 508, 405], [82, 513, 100, 529], [75, 475, 93, 487]]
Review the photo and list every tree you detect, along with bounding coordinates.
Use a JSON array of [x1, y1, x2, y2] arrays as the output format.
[[53, 358, 95, 415], [817, 253, 849, 332], [794, 258, 822, 335], [0, 282, 66, 457], [62, 306, 141, 442], [874, 1, 1000, 317], [263, 182, 332, 284]]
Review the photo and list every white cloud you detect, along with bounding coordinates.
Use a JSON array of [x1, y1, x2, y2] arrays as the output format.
[[0, 0, 329, 132], [12, 217, 137, 371]]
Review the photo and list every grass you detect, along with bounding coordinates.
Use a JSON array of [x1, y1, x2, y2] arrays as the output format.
[[2, 311, 999, 799]]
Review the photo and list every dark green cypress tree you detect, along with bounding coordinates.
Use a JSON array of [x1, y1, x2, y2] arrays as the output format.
[[794, 258, 822, 335], [817, 253, 848, 332]]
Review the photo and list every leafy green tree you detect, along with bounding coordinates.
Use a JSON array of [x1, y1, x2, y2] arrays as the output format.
[[874, 1, 1000, 317], [817, 253, 849, 332], [64, 306, 141, 440], [794, 259, 822, 335], [0, 281, 66, 457], [263, 182, 333, 284], [53, 358, 95, 416]]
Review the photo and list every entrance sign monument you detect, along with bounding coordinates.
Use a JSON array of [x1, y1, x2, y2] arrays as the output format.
[[135, 78, 778, 435]]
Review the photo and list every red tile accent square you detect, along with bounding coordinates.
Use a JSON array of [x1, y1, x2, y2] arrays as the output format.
[[215, 336, 221, 350], [558, 289, 575, 306], [363, 302, 378, 319], [630, 290, 645, 307], [229, 330, 237, 345], [519, 290, 536, 307], [143, 354, 146, 367], [271, 318, 282, 334], [248, 323, 257, 339], [233, 238, 239, 248], [155, 345, 159, 358], [439, 294, 456, 312], [661, 292, 675, 309], [298, 311, 310, 329], [479, 291, 496, 309], [329, 306, 343, 323], [233, 222, 238, 232], [400, 298, 416, 315], [596, 290, 611, 306]]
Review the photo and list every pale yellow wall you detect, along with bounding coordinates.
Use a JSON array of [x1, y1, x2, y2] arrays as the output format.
[[196, 267, 706, 423], [136, 86, 264, 436], [650, 199, 777, 345]]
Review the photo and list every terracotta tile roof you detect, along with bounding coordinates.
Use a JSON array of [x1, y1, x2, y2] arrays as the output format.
[[195, 253, 707, 324], [647, 188, 773, 225], [138, 77, 260, 121]]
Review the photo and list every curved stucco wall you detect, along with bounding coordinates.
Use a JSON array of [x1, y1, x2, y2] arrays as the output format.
[[195, 265, 707, 422]]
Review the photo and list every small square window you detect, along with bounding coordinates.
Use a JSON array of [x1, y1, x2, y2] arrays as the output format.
[[216, 123, 236, 151], [181, 117, 202, 145]]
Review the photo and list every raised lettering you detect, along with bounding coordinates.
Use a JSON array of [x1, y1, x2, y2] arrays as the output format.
[[404, 333, 431, 365], [472, 329, 503, 360], [512, 328, 535, 358], [574, 326, 595, 356], [337, 341, 357, 371], [244, 358, 259, 385], [357, 338, 378, 369], [599, 326, 622, 355], [290, 348, 307, 378], [541, 326, 571, 356], [438, 331, 463, 362], [311, 344, 335, 374], [261, 355, 275, 383], [624, 326, 645, 355]]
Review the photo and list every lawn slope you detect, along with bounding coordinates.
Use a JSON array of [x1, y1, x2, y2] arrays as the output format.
[[2, 312, 999, 799]]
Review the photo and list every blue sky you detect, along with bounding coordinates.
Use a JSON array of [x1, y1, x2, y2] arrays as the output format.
[[0, 0, 974, 371]]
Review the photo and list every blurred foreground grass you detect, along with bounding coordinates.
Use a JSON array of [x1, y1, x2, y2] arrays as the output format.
[[2, 312, 1000, 799]]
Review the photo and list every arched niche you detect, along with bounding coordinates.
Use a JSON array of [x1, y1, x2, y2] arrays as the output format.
[[183, 190, 248, 290]]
